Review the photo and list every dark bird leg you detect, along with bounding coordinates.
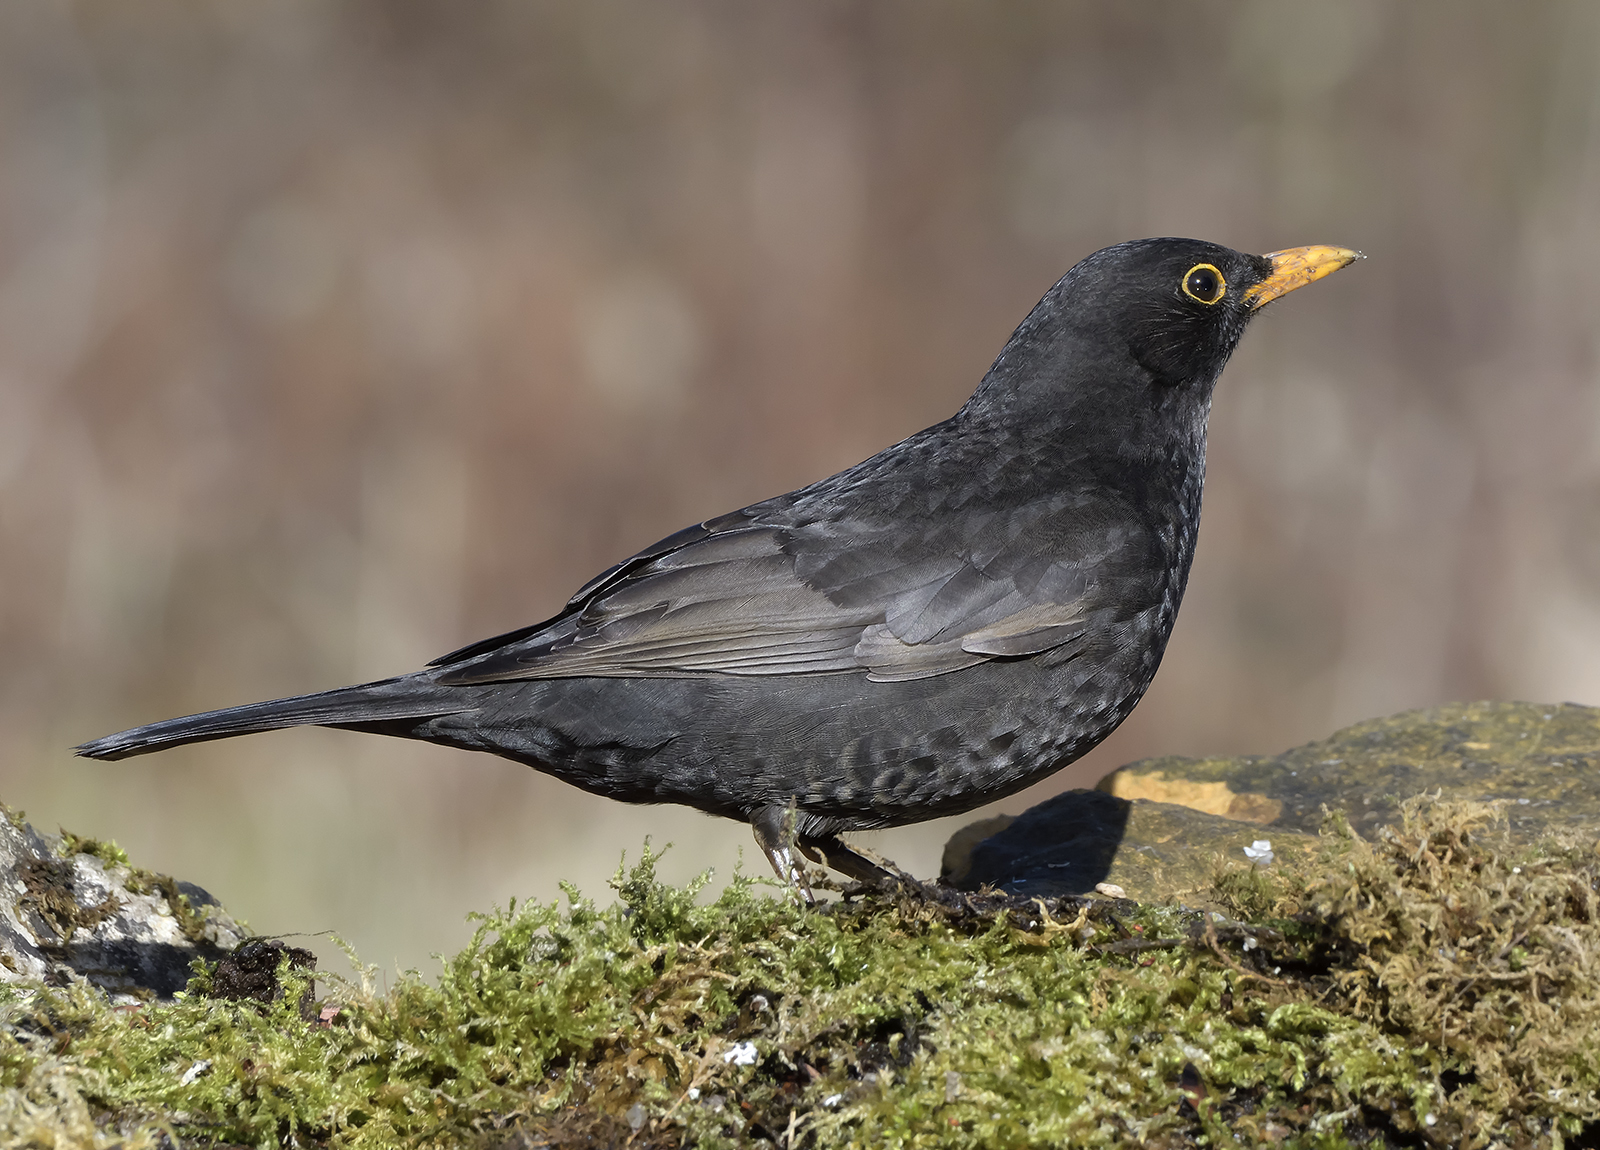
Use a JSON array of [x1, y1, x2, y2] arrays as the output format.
[[750, 803, 815, 904], [751, 803, 900, 903]]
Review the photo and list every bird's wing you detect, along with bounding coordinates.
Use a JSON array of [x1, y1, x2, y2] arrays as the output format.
[[435, 511, 1105, 685]]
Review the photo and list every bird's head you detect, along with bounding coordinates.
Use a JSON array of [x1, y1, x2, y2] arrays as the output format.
[[1078, 238, 1359, 388], [968, 237, 1359, 431]]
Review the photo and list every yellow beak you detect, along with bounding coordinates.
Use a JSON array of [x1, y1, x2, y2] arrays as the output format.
[[1244, 245, 1362, 309]]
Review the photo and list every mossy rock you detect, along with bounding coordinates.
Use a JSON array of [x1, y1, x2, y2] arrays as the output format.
[[942, 788, 1323, 906], [0, 806, 246, 1001], [945, 701, 1600, 906], [6, 703, 1600, 1148]]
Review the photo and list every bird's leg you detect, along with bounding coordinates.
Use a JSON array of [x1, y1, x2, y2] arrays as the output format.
[[797, 832, 898, 889], [750, 803, 816, 905]]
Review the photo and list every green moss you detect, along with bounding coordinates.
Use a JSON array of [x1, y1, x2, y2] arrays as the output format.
[[57, 832, 130, 871], [126, 874, 212, 945], [3, 806, 1599, 1148], [53, 830, 220, 946], [16, 856, 121, 946]]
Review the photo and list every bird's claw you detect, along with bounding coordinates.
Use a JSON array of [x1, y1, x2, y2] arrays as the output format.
[[751, 804, 913, 905]]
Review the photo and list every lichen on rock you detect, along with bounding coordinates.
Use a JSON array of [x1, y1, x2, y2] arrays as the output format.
[[0, 807, 246, 1001]]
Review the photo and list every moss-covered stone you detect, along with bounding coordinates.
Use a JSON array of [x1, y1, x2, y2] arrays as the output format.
[[4, 704, 1600, 1147], [944, 787, 1324, 904], [1102, 700, 1600, 842], [948, 701, 1600, 907], [0, 806, 247, 1001], [3, 806, 1599, 1148]]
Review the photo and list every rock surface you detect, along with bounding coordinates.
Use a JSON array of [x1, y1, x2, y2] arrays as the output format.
[[943, 700, 1600, 903], [0, 808, 246, 999]]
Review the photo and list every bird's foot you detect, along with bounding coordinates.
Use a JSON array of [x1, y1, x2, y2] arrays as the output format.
[[796, 833, 902, 889], [750, 804, 817, 905], [750, 805, 928, 904]]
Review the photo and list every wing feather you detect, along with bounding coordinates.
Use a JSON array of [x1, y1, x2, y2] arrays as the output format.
[[438, 514, 1105, 685]]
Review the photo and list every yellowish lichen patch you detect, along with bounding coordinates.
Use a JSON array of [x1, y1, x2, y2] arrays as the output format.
[[1102, 769, 1284, 824]]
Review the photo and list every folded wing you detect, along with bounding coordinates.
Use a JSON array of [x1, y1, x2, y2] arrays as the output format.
[[437, 517, 1100, 685]]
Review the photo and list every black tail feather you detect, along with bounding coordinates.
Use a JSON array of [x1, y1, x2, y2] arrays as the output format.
[[75, 675, 473, 761]]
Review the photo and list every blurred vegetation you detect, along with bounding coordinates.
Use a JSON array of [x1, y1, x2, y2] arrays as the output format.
[[6, 799, 1600, 1148]]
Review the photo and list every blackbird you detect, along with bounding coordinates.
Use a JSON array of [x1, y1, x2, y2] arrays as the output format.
[[79, 238, 1358, 896]]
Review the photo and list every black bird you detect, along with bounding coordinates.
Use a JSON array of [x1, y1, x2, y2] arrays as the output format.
[[79, 238, 1358, 896]]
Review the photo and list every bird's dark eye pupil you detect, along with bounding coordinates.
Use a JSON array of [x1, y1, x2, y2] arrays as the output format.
[[1187, 269, 1219, 301]]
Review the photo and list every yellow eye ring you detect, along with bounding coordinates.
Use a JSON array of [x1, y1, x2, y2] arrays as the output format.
[[1181, 263, 1226, 305]]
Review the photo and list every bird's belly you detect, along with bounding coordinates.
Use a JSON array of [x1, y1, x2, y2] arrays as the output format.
[[435, 609, 1170, 829]]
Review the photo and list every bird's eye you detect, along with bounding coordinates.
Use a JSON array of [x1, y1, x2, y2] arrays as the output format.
[[1181, 263, 1226, 305]]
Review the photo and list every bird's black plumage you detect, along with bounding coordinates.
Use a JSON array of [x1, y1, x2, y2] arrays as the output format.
[[78, 238, 1357, 893]]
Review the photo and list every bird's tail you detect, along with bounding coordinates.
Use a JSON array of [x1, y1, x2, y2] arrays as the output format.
[[74, 675, 473, 762]]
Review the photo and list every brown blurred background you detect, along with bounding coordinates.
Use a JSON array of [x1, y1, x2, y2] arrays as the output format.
[[3, 0, 1598, 973]]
